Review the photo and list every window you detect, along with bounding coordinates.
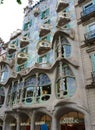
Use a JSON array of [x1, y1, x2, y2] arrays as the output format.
[[90, 53, 95, 72], [22, 75, 36, 103], [29, 19, 32, 27], [82, 1, 94, 16], [0, 65, 9, 82], [44, 19, 50, 24], [61, 36, 71, 58], [41, 33, 51, 42], [56, 64, 76, 98], [0, 87, 5, 107], [23, 22, 30, 31], [83, 2, 93, 10], [41, 8, 49, 19]]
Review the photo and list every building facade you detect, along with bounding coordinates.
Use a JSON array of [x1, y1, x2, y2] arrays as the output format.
[[0, 0, 95, 130]]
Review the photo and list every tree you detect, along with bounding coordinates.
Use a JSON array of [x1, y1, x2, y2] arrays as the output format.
[[0, 0, 22, 4], [17, 0, 22, 4]]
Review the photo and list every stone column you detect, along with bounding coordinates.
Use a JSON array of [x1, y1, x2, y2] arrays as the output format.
[[85, 113, 92, 130], [16, 116, 20, 130], [2, 119, 6, 130], [34, 73, 39, 103], [30, 112, 35, 130], [19, 79, 25, 104], [59, 61, 64, 98], [51, 115, 57, 130], [58, 36, 62, 58]]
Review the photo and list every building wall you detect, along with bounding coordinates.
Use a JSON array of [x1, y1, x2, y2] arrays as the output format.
[[0, 0, 95, 130]]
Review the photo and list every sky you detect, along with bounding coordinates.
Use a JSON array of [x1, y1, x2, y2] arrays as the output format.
[[0, 0, 28, 42]]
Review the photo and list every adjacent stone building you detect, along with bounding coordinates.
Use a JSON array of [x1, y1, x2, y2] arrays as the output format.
[[0, 0, 95, 130]]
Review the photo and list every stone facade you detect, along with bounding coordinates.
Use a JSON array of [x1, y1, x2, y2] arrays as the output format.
[[0, 0, 95, 130]]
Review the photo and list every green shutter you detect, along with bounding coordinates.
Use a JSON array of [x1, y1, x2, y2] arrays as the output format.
[[38, 57, 42, 63], [47, 34, 50, 42], [30, 20, 32, 27], [41, 8, 49, 19], [90, 54, 95, 72]]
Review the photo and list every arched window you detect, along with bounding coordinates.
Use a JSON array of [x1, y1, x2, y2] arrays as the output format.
[[56, 63, 76, 98], [38, 73, 51, 102], [0, 87, 5, 107], [0, 64, 9, 82], [7, 85, 12, 106], [22, 75, 36, 104], [61, 36, 71, 58], [55, 36, 71, 59], [11, 81, 18, 105]]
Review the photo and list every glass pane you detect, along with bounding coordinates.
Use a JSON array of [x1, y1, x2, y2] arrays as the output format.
[[38, 74, 51, 86]]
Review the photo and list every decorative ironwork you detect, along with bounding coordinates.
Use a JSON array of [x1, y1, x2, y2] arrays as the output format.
[[81, 4, 95, 22], [84, 29, 95, 44]]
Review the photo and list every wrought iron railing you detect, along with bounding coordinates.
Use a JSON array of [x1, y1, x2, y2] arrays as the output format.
[[81, 4, 95, 17], [84, 29, 95, 41], [78, 0, 85, 4], [91, 71, 95, 82]]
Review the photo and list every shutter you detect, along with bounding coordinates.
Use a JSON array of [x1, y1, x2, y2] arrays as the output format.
[[47, 34, 50, 42], [38, 57, 42, 63], [30, 20, 32, 27], [90, 54, 95, 72]]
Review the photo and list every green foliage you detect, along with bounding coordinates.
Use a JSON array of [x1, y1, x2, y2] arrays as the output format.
[[0, 0, 3, 4], [0, 0, 22, 4], [17, 0, 22, 4]]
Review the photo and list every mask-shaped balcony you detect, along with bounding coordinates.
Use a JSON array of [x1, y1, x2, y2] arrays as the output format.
[[39, 24, 51, 37], [33, 7, 40, 17], [37, 40, 51, 55], [56, 0, 69, 12], [57, 12, 70, 27], [17, 52, 28, 65], [8, 44, 16, 54], [20, 36, 29, 48]]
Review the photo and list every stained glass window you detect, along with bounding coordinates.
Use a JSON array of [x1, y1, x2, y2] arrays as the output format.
[[38, 73, 51, 86]]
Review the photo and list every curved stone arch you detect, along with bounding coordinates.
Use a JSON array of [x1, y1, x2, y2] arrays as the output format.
[[52, 30, 70, 47], [54, 103, 89, 117], [0, 116, 4, 121], [18, 110, 31, 120], [34, 108, 52, 118], [53, 102, 91, 130], [5, 114, 17, 121], [34, 108, 52, 130]]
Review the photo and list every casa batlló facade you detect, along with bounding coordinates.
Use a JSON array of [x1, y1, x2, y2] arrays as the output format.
[[0, 0, 95, 130]]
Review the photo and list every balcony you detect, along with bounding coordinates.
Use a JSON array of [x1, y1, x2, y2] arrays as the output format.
[[56, 0, 69, 12], [92, 71, 95, 83], [20, 36, 29, 48], [33, 7, 40, 17], [37, 40, 51, 55], [8, 44, 17, 54], [78, 0, 86, 4], [17, 52, 28, 65], [81, 4, 95, 22], [39, 24, 51, 37], [84, 29, 95, 45], [57, 12, 70, 27]]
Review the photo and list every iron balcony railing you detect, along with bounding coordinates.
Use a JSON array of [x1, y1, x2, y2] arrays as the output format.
[[92, 71, 95, 82], [81, 4, 95, 17], [84, 29, 95, 42], [78, 0, 85, 4]]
